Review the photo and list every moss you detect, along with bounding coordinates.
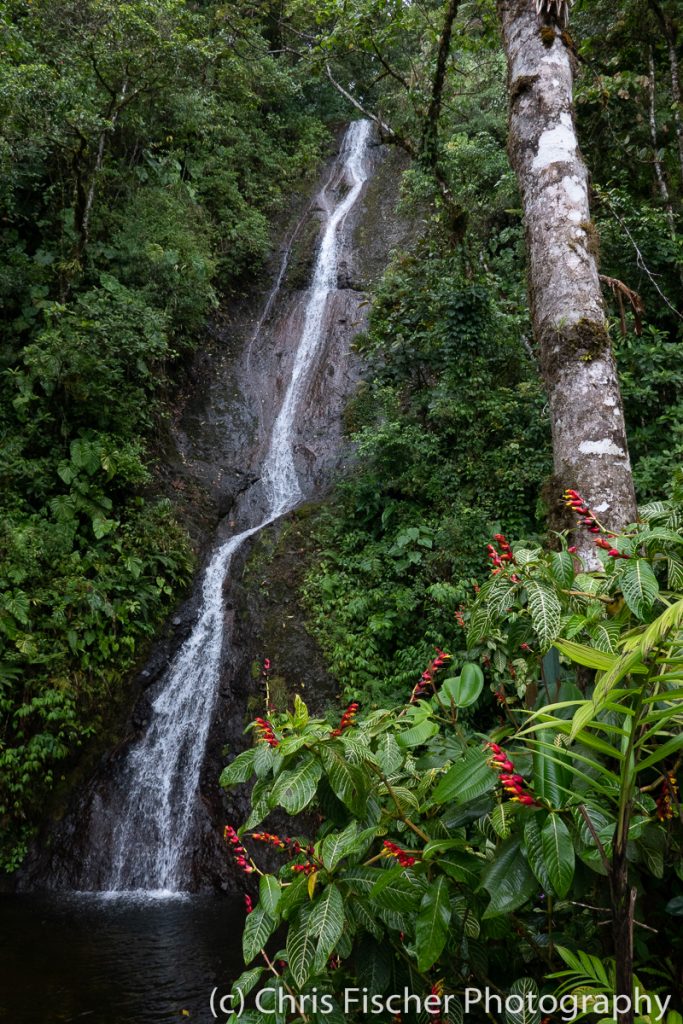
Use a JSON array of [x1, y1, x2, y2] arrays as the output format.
[[510, 74, 537, 104], [539, 25, 556, 46], [579, 220, 600, 263], [540, 316, 611, 382]]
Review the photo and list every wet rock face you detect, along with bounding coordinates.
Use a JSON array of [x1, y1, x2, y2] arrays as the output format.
[[18, 127, 413, 893]]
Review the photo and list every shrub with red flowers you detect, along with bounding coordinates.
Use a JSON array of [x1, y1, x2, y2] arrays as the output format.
[[220, 495, 683, 1024]]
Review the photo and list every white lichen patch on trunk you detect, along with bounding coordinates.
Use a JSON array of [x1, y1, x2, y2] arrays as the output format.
[[498, 0, 637, 565]]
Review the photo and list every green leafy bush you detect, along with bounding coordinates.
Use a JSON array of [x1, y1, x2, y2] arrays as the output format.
[[222, 495, 683, 1019]]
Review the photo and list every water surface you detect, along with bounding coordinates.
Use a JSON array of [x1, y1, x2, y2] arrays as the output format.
[[0, 894, 244, 1023]]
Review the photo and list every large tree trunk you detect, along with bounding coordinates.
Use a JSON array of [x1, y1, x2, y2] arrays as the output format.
[[497, 0, 637, 567]]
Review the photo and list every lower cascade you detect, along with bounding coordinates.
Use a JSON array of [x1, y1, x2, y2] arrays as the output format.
[[71, 119, 373, 894]]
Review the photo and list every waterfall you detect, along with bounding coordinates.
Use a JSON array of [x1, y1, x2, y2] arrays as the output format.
[[93, 120, 372, 894]]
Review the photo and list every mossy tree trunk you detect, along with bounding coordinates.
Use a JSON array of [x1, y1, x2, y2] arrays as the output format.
[[497, 0, 637, 568]]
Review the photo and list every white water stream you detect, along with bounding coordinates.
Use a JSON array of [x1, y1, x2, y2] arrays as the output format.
[[101, 120, 372, 893]]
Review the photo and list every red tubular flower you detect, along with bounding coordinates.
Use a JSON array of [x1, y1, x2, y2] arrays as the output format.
[[224, 825, 255, 874], [291, 862, 317, 875], [250, 831, 287, 850], [409, 648, 451, 703], [485, 743, 539, 806], [563, 488, 629, 557], [254, 716, 280, 748], [244, 894, 254, 914], [656, 773, 679, 821], [383, 840, 416, 867], [330, 700, 360, 737], [487, 533, 516, 574]]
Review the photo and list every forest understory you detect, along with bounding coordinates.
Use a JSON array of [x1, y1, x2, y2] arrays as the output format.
[[1, 2, 683, 1022]]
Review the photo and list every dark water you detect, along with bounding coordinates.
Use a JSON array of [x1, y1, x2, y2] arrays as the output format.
[[0, 894, 245, 1024]]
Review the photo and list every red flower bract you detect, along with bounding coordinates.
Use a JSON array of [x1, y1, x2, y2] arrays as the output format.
[[330, 700, 360, 737], [254, 716, 280, 748], [383, 840, 416, 867], [409, 647, 451, 703], [224, 825, 254, 874], [486, 743, 539, 806]]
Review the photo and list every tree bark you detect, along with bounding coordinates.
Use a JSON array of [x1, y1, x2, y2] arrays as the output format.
[[420, 0, 460, 168], [648, 0, 683, 188], [648, 47, 676, 237], [497, 0, 637, 567]]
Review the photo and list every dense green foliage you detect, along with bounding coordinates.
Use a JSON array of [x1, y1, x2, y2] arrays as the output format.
[[221, 2, 683, 1018], [223, 506, 683, 1021], [301, 0, 683, 707], [0, 0, 326, 869], [303, 245, 550, 700]]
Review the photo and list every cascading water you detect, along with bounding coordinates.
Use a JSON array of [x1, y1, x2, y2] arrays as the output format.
[[90, 119, 372, 894]]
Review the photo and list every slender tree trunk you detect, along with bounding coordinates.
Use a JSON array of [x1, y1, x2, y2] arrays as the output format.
[[649, 0, 683, 188], [420, 0, 460, 167], [497, 0, 637, 567], [648, 47, 677, 236]]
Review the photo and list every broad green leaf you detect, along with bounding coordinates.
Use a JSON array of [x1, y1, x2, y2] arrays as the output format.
[[370, 866, 423, 912], [491, 801, 515, 839], [668, 557, 683, 591], [259, 875, 281, 918], [310, 884, 345, 968], [436, 853, 483, 887], [480, 839, 538, 918], [396, 718, 439, 748], [467, 604, 491, 647], [253, 743, 278, 779], [640, 598, 683, 659], [523, 813, 552, 892], [375, 734, 404, 775], [541, 814, 574, 898], [621, 558, 659, 619], [321, 822, 359, 871], [287, 904, 317, 987], [526, 580, 562, 649], [292, 694, 309, 726], [532, 731, 571, 807], [278, 874, 310, 920], [550, 551, 575, 589], [415, 876, 451, 971], [269, 753, 321, 814], [423, 838, 466, 860], [506, 978, 541, 1024], [432, 747, 497, 805], [243, 906, 276, 964], [319, 744, 368, 814], [244, 778, 271, 830], [339, 866, 384, 897], [451, 895, 480, 938], [349, 896, 384, 941], [220, 748, 256, 787], [441, 663, 484, 708], [587, 621, 620, 654], [356, 934, 392, 995], [231, 967, 264, 1003]]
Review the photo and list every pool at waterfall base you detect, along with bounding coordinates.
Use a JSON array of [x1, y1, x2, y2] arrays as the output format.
[[0, 893, 245, 1023]]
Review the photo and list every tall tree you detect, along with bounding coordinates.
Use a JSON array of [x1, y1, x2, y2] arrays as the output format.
[[497, 0, 637, 568]]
